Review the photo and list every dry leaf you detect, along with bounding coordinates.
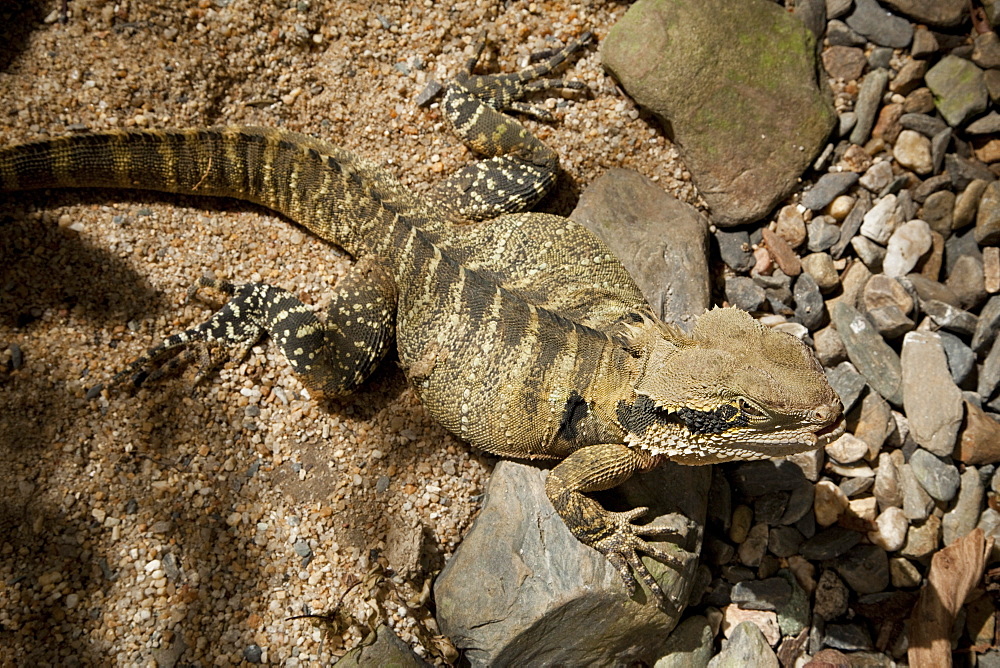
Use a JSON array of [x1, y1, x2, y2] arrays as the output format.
[[907, 528, 992, 667]]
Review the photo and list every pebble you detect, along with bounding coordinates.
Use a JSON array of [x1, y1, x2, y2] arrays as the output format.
[[800, 252, 839, 292], [725, 276, 766, 312], [869, 506, 908, 552], [908, 448, 960, 502], [901, 514, 941, 559], [975, 181, 1000, 246], [938, 331, 976, 386], [793, 272, 826, 330], [858, 160, 894, 193], [900, 462, 935, 521], [775, 205, 807, 248], [955, 401, 1000, 466], [822, 46, 867, 81], [873, 452, 903, 510], [851, 236, 886, 272], [762, 227, 802, 276], [893, 130, 933, 174], [925, 56, 989, 128], [889, 557, 922, 588], [834, 544, 889, 594], [825, 433, 870, 464], [850, 68, 889, 145], [942, 468, 985, 547], [859, 194, 899, 244], [883, 219, 932, 277], [830, 303, 904, 406], [802, 173, 860, 212], [825, 361, 867, 413], [845, 0, 913, 48], [814, 569, 850, 621]]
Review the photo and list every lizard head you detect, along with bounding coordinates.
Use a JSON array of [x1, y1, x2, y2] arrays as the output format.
[[620, 307, 843, 464]]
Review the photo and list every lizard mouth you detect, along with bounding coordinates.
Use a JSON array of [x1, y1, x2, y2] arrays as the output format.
[[813, 415, 846, 446]]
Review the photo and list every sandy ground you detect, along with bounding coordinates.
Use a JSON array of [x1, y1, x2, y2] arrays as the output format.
[[0, 1, 689, 665]]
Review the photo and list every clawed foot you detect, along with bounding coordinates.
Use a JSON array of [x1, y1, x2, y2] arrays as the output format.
[[105, 277, 263, 391], [592, 507, 691, 610]]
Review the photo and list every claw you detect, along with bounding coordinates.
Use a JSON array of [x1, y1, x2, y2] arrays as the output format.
[[591, 507, 686, 610]]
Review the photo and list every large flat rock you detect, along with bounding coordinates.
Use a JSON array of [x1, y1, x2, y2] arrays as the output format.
[[602, 0, 836, 226]]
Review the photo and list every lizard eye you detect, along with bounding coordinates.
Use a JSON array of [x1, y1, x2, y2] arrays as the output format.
[[739, 399, 765, 418]]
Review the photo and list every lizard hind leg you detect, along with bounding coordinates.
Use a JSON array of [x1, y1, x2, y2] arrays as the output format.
[[111, 257, 398, 399]]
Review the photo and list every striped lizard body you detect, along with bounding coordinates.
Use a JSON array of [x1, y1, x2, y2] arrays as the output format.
[[0, 34, 842, 606]]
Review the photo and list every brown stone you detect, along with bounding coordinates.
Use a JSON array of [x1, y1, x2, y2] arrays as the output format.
[[985, 247, 1000, 294], [762, 227, 802, 276], [917, 230, 945, 281], [822, 46, 868, 81], [873, 103, 904, 144], [903, 87, 936, 114], [974, 136, 1000, 164], [890, 60, 929, 96], [955, 401, 1000, 465]]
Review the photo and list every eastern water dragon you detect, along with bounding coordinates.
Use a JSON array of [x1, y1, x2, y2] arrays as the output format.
[[0, 33, 843, 606]]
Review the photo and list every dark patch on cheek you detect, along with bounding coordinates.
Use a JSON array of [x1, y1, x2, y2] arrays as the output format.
[[558, 390, 589, 441], [676, 404, 748, 435], [616, 395, 673, 437]]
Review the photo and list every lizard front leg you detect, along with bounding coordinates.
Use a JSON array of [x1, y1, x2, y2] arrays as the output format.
[[544, 443, 684, 607]]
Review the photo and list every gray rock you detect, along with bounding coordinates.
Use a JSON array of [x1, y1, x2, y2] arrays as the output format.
[[946, 154, 996, 192], [926, 56, 989, 128], [334, 625, 430, 668], [830, 302, 904, 405], [975, 181, 1000, 246], [838, 111, 858, 137], [731, 578, 792, 611], [903, 273, 960, 307], [912, 173, 952, 205], [942, 467, 985, 547], [707, 621, 779, 668], [850, 68, 890, 145], [855, 392, 893, 455], [807, 219, 842, 253], [794, 0, 828, 39], [845, 0, 914, 48], [572, 168, 710, 329], [979, 338, 1000, 402], [945, 255, 986, 311], [899, 112, 948, 137], [802, 172, 860, 210], [931, 128, 951, 176], [908, 448, 960, 502], [862, 273, 914, 314], [973, 31, 1000, 69], [715, 228, 755, 272], [826, 0, 853, 19], [944, 227, 982, 276], [968, 111, 1000, 135], [827, 19, 867, 47], [435, 461, 707, 666], [920, 190, 955, 237], [883, 219, 932, 278], [601, 0, 836, 226], [834, 544, 890, 594], [868, 46, 894, 69], [769, 526, 805, 558], [859, 160, 894, 193], [879, 0, 967, 26], [900, 462, 935, 520], [972, 295, 1000, 353], [824, 623, 874, 651], [726, 276, 766, 312], [901, 331, 964, 456], [921, 299, 979, 337], [890, 59, 929, 96], [774, 570, 810, 638], [851, 236, 886, 272], [825, 361, 868, 413], [793, 272, 826, 330], [653, 616, 713, 668], [814, 569, 850, 621], [911, 27, 940, 58], [731, 460, 808, 496], [799, 526, 863, 560], [938, 331, 976, 386], [867, 304, 914, 339], [832, 190, 872, 258]]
